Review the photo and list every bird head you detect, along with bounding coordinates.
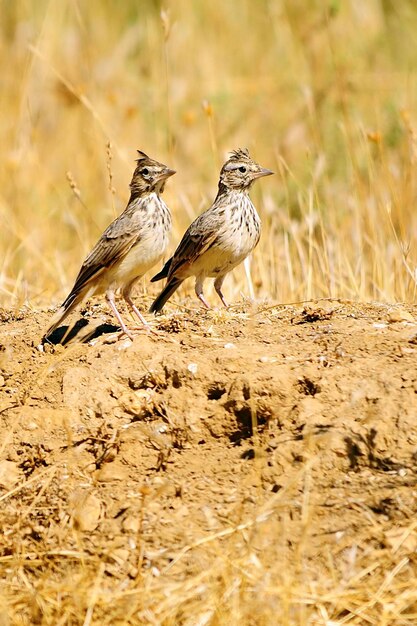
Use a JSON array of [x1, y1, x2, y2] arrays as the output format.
[[219, 148, 273, 191], [130, 150, 175, 196]]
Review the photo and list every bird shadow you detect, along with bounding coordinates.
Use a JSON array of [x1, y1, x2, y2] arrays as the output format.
[[45, 318, 120, 346]]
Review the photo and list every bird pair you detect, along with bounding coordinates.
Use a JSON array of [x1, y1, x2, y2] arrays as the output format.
[[44, 148, 273, 342]]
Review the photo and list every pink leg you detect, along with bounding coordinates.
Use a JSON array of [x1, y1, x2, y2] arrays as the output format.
[[195, 276, 210, 309], [122, 281, 160, 336], [198, 293, 211, 309], [125, 293, 161, 336], [214, 275, 228, 308], [106, 292, 134, 340], [124, 294, 149, 327]]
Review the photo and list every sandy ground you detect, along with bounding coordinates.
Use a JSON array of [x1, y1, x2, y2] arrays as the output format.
[[1, 298, 417, 624]]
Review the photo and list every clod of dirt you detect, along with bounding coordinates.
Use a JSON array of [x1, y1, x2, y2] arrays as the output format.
[[119, 389, 156, 417], [70, 490, 103, 531], [292, 305, 334, 324], [0, 308, 25, 323], [95, 462, 129, 482], [0, 460, 22, 489], [122, 515, 140, 534], [293, 397, 326, 429], [387, 309, 415, 324], [156, 317, 184, 333]]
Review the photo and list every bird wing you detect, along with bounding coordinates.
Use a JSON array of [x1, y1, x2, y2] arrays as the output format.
[[167, 211, 222, 278], [69, 212, 141, 296]]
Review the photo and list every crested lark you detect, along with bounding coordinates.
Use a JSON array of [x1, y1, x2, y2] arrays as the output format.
[[45, 150, 175, 340], [149, 148, 272, 313]]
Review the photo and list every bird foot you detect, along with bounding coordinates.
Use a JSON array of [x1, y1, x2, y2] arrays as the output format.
[[130, 323, 160, 336], [118, 329, 135, 342]]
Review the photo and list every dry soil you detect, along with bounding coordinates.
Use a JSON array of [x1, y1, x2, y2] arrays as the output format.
[[1, 298, 417, 624]]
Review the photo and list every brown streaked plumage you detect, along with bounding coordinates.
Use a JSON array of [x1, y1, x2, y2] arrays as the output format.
[[44, 150, 175, 341], [149, 148, 273, 313]]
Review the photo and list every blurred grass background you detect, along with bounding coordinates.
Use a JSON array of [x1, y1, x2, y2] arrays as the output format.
[[2, 0, 417, 307]]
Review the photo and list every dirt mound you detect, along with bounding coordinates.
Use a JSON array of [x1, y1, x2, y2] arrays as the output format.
[[1, 299, 417, 624]]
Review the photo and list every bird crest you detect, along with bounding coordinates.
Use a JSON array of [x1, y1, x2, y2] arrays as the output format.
[[228, 148, 250, 161], [136, 150, 150, 162]]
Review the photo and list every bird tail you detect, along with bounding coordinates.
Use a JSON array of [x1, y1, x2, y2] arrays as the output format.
[[149, 277, 183, 313], [151, 257, 172, 283], [43, 289, 84, 340]]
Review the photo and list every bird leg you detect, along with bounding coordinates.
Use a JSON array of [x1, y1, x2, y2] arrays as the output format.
[[122, 282, 160, 336], [214, 275, 228, 308], [195, 277, 210, 309], [106, 291, 134, 341], [124, 294, 149, 327]]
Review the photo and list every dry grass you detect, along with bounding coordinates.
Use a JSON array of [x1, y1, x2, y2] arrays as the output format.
[[2, 1, 417, 624], [2, 455, 417, 626]]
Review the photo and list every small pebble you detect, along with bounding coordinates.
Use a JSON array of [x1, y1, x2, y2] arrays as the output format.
[[258, 356, 277, 364], [122, 516, 140, 534]]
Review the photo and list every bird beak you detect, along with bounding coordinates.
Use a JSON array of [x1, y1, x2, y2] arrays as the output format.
[[161, 168, 176, 179], [253, 167, 274, 179]]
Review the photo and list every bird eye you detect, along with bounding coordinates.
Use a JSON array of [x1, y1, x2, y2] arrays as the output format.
[[141, 168, 149, 176], [238, 166, 247, 173]]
